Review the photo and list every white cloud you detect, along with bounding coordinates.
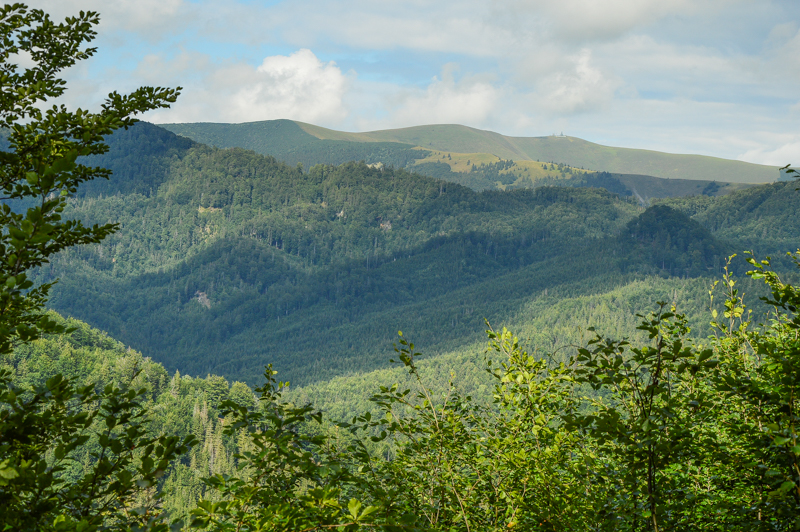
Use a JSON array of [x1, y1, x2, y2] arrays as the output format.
[[534, 50, 619, 115], [232, 50, 349, 123], [16, 0, 800, 165], [27, 0, 190, 41], [738, 140, 800, 166], [762, 25, 800, 85], [252, 1, 513, 58], [519, 0, 697, 41], [148, 49, 350, 125], [386, 65, 499, 126]]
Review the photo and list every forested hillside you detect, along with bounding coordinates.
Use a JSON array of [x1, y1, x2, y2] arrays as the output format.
[[31, 122, 799, 389], [2, 314, 253, 520]]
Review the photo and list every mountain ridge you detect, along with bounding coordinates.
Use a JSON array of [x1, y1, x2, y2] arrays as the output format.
[[31, 122, 798, 389], [160, 120, 777, 184]]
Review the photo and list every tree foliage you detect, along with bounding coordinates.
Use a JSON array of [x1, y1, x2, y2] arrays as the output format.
[[0, 3, 179, 355], [3, 3, 800, 531], [0, 3, 188, 530], [0, 368, 195, 532]]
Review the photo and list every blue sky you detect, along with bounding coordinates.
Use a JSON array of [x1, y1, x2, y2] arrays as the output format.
[[28, 0, 800, 165]]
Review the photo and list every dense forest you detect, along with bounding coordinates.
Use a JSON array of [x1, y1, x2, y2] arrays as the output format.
[[2, 314, 251, 522], [28, 122, 800, 387], [5, 111, 800, 532], [7, 263, 800, 530]]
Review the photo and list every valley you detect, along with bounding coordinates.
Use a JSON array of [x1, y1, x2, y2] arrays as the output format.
[[5, 117, 799, 528], [27, 121, 796, 394]]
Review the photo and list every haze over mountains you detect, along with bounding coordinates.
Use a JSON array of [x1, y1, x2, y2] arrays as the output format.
[[26, 120, 796, 401]]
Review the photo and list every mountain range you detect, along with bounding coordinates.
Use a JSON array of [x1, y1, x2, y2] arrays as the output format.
[[23, 120, 797, 414], [161, 120, 778, 184]]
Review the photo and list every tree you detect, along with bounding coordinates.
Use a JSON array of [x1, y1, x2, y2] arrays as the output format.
[[710, 253, 800, 528], [188, 366, 385, 532], [0, 3, 179, 355], [0, 370, 196, 532], [0, 4, 192, 530], [340, 329, 591, 531], [566, 305, 717, 531]]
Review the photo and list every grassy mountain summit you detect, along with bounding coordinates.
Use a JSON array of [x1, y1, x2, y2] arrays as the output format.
[[160, 120, 777, 184]]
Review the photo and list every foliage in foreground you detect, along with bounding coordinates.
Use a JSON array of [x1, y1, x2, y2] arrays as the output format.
[[8, 251, 766, 532], [178, 253, 800, 532], [4, 252, 800, 530]]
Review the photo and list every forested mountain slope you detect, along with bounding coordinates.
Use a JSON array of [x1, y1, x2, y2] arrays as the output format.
[[2, 313, 251, 520], [33, 122, 798, 388], [161, 120, 777, 183]]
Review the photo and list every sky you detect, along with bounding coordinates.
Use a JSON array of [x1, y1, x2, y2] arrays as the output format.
[[24, 0, 800, 166]]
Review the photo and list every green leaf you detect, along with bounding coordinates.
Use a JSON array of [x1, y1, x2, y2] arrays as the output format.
[[360, 505, 378, 519], [348, 498, 362, 520], [0, 460, 19, 481]]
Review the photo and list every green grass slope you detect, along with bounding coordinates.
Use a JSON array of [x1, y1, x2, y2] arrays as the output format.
[[297, 121, 776, 183], [161, 119, 774, 188], [160, 119, 428, 170], [509, 136, 775, 184], [300, 122, 775, 183], [299, 122, 531, 159], [161, 119, 318, 152]]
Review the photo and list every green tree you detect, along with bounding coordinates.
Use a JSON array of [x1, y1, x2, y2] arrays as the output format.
[[0, 4, 191, 531], [0, 370, 195, 532], [188, 366, 386, 532], [0, 3, 179, 355], [566, 305, 717, 531], [710, 252, 800, 528], [341, 329, 591, 531]]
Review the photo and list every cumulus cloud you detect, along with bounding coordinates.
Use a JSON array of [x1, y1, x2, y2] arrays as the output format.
[[386, 66, 499, 126], [17, 0, 800, 164], [230, 50, 349, 123], [534, 50, 619, 115], [148, 49, 349, 125]]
